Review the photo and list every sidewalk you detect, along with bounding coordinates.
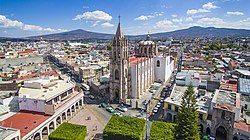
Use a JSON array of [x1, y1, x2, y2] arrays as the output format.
[[68, 106, 105, 140]]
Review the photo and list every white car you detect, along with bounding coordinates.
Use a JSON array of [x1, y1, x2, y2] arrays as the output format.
[[88, 95, 95, 100], [156, 104, 161, 108], [153, 109, 158, 113]]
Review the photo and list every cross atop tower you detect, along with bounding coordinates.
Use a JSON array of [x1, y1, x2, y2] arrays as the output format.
[[118, 15, 121, 23]]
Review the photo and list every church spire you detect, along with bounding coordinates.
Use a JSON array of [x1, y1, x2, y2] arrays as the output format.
[[115, 15, 124, 38]]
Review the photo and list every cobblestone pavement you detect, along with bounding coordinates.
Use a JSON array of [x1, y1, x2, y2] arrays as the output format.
[[68, 105, 111, 140]]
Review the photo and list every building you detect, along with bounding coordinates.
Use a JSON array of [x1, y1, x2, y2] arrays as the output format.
[[163, 83, 249, 140], [238, 78, 250, 96], [109, 22, 174, 107], [0, 77, 84, 140], [0, 126, 20, 140]]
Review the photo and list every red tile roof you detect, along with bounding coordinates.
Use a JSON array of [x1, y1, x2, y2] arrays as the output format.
[[219, 80, 238, 92], [18, 49, 36, 55], [234, 121, 250, 133], [0, 111, 50, 138], [129, 56, 148, 65]]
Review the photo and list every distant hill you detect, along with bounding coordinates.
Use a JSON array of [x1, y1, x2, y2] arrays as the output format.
[[27, 29, 114, 41], [1, 26, 250, 41]]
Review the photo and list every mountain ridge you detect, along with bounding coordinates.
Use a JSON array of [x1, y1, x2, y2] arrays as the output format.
[[1, 26, 250, 41]]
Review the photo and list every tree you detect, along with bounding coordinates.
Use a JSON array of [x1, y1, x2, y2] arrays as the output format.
[[176, 85, 200, 140]]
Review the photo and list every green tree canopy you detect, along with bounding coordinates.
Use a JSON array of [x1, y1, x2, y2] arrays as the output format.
[[176, 85, 200, 140]]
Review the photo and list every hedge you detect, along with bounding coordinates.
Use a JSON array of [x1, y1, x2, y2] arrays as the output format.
[[150, 121, 176, 140], [103, 116, 146, 140], [49, 122, 87, 140]]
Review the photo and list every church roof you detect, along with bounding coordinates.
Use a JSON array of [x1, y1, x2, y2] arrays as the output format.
[[115, 22, 124, 38]]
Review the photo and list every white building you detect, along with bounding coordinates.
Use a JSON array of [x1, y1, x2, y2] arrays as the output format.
[[0, 76, 84, 140], [109, 22, 174, 107]]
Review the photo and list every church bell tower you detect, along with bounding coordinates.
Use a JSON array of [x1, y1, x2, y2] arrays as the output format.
[[109, 20, 129, 103]]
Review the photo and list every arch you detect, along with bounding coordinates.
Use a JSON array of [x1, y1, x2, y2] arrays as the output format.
[[206, 127, 211, 135], [67, 108, 71, 117], [144, 47, 147, 55], [173, 115, 176, 122], [221, 110, 225, 119], [79, 99, 83, 106], [71, 105, 75, 113], [166, 113, 172, 122], [233, 136, 238, 140], [62, 112, 66, 121], [42, 126, 48, 139], [113, 88, 119, 103], [76, 102, 79, 109], [49, 121, 55, 132], [56, 116, 61, 126], [34, 133, 41, 140], [156, 60, 160, 67], [216, 126, 227, 140], [115, 69, 119, 80]]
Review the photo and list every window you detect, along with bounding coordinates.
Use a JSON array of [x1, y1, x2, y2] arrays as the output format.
[[221, 111, 225, 119], [168, 104, 172, 110], [115, 69, 119, 80], [175, 106, 178, 112], [199, 114, 203, 120], [156, 60, 160, 67]]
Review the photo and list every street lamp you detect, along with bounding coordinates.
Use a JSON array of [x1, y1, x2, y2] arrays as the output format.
[[145, 101, 149, 140]]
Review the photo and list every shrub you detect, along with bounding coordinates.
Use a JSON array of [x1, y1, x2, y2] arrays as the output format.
[[150, 121, 176, 140], [103, 116, 146, 140], [49, 122, 87, 140]]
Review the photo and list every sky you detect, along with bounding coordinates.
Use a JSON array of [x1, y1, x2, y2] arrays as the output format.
[[0, 0, 250, 37]]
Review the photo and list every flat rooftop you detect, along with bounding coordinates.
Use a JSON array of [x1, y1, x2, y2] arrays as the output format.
[[0, 126, 19, 140], [0, 111, 50, 138], [19, 79, 75, 101], [212, 90, 240, 112], [165, 85, 210, 113], [238, 78, 250, 95]]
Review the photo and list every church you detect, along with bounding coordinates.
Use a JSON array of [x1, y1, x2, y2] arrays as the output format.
[[109, 22, 174, 107]]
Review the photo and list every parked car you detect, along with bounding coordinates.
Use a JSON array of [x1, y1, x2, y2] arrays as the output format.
[[106, 107, 115, 113], [116, 106, 128, 112], [153, 109, 158, 113], [114, 112, 123, 117], [88, 95, 95, 100], [99, 103, 108, 108]]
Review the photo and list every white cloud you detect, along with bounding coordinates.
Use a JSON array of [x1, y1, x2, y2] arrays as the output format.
[[171, 14, 178, 18], [197, 17, 225, 26], [185, 17, 194, 22], [92, 21, 101, 27], [187, 9, 210, 15], [172, 18, 183, 23], [135, 15, 153, 21], [23, 24, 43, 31], [202, 2, 219, 10], [101, 22, 114, 28], [227, 11, 244, 16], [73, 10, 112, 21], [0, 15, 23, 28], [154, 20, 177, 31], [0, 15, 65, 32]]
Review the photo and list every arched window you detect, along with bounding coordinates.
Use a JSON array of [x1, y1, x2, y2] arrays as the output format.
[[156, 60, 160, 67], [221, 110, 225, 119], [115, 69, 119, 80]]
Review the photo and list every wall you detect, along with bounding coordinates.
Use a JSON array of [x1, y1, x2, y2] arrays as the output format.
[[19, 98, 45, 113]]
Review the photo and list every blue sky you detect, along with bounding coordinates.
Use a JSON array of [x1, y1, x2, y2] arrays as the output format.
[[0, 0, 249, 37]]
